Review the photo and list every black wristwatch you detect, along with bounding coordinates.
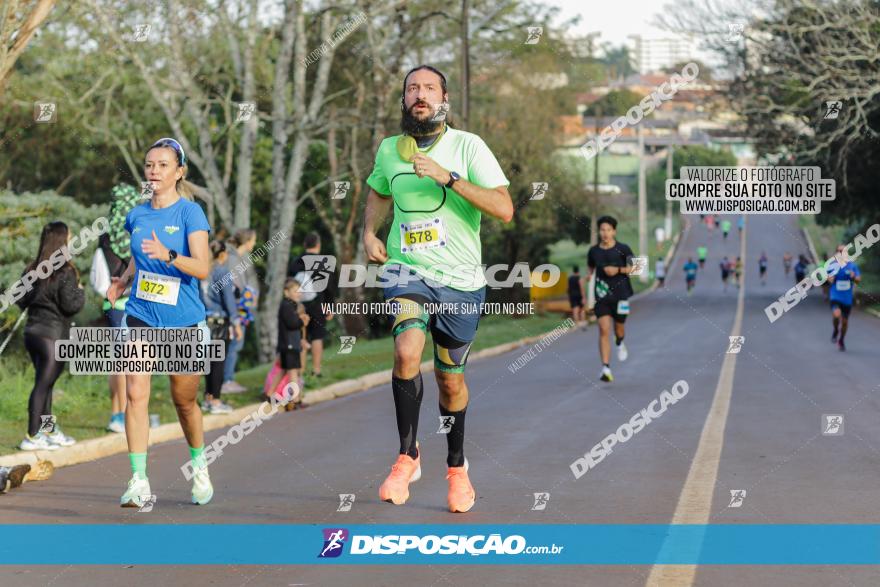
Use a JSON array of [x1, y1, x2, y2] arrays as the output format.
[[445, 171, 460, 189], [166, 249, 178, 265]]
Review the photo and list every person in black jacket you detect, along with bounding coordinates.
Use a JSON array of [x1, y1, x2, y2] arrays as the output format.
[[267, 278, 309, 408], [17, 222, 86, 451]]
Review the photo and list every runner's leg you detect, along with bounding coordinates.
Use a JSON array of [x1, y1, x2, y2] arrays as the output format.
[[436, 370, 468, 467], [832, 306, 841, 340], [170, 374, 204, 449], [598, 315, 612, 365], [393, 327, 427, 457], [614, 320, 626, 346], [125, 372, 152, 454]]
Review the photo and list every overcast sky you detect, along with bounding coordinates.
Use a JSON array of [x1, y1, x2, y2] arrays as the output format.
[[547, 0, 675, 46], [545, 0, 729, 71]]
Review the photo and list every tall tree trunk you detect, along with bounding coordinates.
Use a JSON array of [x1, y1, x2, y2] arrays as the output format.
[[257, 4, 338, 361], [0, 0, 56, 96], [233, 0, 259, 229], [258, 0, 298, 362], [459, 0, 469, 129]]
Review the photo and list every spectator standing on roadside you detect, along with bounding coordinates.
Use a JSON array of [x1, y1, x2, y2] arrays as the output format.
[[17, 222, 85, 451], [222, 228, 259, 393], [287, 233, 334, 378], [90, 183, 140, 433]]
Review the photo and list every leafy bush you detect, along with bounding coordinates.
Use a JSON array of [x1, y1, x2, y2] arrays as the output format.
[[0, 190, 109, 336]]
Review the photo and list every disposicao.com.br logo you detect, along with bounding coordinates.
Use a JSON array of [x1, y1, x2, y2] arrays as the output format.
[[317, 528, 563, 558]]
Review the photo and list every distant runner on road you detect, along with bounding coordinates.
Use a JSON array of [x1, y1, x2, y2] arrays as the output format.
[[759, 251, 768, 285], [683, 257, 698, 295], [720, 256, 731, 292], [828, 245, 861, 352]]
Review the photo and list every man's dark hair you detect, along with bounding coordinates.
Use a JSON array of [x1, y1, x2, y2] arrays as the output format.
[[401, 64, 448, 105], [572, 265, 579, 273], [304, 232, 320, 249], [597, 215, 617, 230]]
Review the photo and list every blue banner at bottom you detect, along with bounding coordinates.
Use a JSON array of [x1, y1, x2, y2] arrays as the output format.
[[1, 524, 878, 565]]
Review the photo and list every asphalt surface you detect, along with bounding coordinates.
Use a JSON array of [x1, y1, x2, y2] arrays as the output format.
[[2, 214, 879, 586]]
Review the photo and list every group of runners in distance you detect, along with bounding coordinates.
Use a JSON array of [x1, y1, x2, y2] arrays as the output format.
[[692, 214, 862, 352]]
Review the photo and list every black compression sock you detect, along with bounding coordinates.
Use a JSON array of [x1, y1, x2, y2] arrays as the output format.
[[615, 335, 624, 346], [392, 374, 423, 458], [439, 402, 467, 467]]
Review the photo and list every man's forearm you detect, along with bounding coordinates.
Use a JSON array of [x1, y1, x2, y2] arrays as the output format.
[[362, 190, 391, 240], [450, 179, 513, 223]]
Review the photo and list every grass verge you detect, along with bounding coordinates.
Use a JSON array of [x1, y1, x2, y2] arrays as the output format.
[[0, 313, 565, 455]]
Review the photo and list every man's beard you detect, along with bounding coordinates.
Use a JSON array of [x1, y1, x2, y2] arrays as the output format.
[[401, 102, 443, 136]]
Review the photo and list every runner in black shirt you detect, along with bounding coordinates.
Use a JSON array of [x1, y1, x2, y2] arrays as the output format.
[[587, 216, 635, 383]]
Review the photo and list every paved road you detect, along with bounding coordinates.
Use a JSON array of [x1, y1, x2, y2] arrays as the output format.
[[3, 214, 879, 586]]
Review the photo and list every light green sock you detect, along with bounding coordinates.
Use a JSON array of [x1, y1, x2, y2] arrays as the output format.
[[129, 452, 147, 477], [189, 445, 207, 470]]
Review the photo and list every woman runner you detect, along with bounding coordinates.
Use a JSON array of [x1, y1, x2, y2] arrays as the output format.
[[107, 137, 214, 508]]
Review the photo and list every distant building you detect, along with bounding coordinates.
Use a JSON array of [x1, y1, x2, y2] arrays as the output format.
[[626, 35, 698, 74]]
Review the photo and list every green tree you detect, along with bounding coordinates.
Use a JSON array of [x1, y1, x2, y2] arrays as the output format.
[[598, 44, 635, 79], [471, 48, 590, 302], [584, 89, 643, 118], [646, 145, 737, 213]]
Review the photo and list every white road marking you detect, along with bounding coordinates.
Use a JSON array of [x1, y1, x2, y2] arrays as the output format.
[[645, 217, 747, 586]]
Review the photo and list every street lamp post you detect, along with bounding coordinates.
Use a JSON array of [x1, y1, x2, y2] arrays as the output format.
[[637, 124, 648, 283]]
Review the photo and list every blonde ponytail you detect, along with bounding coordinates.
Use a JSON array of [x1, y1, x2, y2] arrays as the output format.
[[176, 165, 194, 200]]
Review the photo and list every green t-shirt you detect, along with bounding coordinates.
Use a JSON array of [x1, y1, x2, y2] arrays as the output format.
[[697, 246, 707, 260], [366, 126, 509, 291]]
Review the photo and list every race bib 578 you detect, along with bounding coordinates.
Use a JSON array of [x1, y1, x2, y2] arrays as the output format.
[[400, 218, 448, 254]]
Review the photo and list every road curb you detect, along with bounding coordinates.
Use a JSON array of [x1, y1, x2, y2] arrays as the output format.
[[802, 221, 821, 266], [0, 322, 582, 471]]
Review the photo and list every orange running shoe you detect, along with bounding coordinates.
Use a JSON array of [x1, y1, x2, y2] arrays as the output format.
[[446, 458, 475, 513], [378, 445, 421, 505]]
